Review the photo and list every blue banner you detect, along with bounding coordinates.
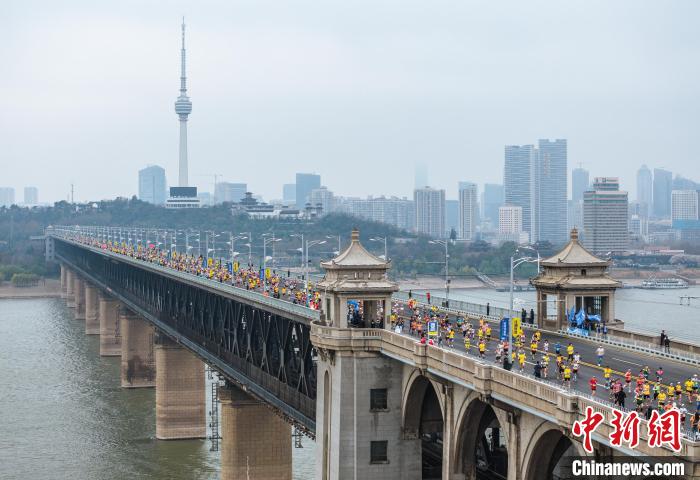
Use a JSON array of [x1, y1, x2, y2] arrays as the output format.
[[500, 318, 509, 341], [568, 327, 590, 337]]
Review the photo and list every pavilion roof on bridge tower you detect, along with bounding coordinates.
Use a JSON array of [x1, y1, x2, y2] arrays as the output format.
[[318, 228, 398, 293], [533, 228, 621, 290]]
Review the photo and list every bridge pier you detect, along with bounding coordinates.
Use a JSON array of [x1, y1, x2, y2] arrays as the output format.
[[60, 264, 68, 298], [98, 295, 122, 356], [73, 275, 86, 320], [120, 309, 156, 388], [65, 268, 75, 307], [155, 335, 205, 440], [84, 284, 100, 335], [219, 383, 292, 480]]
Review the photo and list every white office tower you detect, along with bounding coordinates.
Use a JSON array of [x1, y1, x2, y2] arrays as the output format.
[[499, 205, 528, 244], [414, 187, 445, 238], [583, 177, 629, 254], [458, 182, 478, 240], [672, 190, 699, 221], [167, 19, 199, 209]]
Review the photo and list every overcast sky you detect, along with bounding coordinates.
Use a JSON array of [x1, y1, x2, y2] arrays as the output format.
[[3, 0, 699, 204]]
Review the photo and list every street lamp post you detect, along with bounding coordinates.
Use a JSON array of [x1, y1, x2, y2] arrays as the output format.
[[370, 236, 388, 260], [291, 234, 304, 270], [262, 236, 281, 291], [508, 250, 540, 346], [429, 239, 449, 307], [303, 239, 326, 306], [326, 235, 341, 255]]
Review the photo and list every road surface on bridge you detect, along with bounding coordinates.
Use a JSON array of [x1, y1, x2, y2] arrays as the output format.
[[394, 302, 700, 420]]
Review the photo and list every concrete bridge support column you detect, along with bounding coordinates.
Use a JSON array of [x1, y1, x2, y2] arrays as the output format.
[[99, 295, 122, 356], [155, 335, 205, 440], [65, 269, 75, 307], [73, 276, 86, 320], [60, 265, 68, 297], [84, 284, 100, 334], [120, 309, 155, 388], [219, 383, 292, 480]]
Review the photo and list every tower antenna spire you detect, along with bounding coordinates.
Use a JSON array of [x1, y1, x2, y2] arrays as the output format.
[[174, 17, 193, 187], [180, 17, 187, 95]]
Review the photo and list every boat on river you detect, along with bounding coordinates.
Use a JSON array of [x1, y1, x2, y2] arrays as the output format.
[[640, 276, 689, 289]]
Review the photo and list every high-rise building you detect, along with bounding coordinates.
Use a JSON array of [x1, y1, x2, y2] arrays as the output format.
[[571, 167, 589, 202], [458, 182, 478, 240], [583, 177, 629, 254], [504, 140, 568, 245], [414, 187, 445, 237], [482, 183, 504, 228], [295, 173, 321, 207], [0, 187, 15, 207], [673, 175, 700, 191], [636, 165, 653, 212], [215, 182, 247, 203], [138, 165, 167, 205], [504, 144, 535, 238], [534, 139, 568, 245], [498, 205, 528, 244], [167, 19, 199, 209], [672, 190, 699, 221], [23, 187, 38, 205], [282, 184, 296, 204], [310, 187, 335, 215], [336, 196, 414, 231], [653, 168, 673, 218], [445, 200, 459, 237]]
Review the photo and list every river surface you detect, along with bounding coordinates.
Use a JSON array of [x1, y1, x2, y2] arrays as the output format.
[[0, 298, 315, 480], [442, 285, 700, 342]]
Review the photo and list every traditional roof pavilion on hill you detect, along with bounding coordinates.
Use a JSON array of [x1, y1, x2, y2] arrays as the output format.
[[318, 228, 398, 328], [531, 228, 621, 330]]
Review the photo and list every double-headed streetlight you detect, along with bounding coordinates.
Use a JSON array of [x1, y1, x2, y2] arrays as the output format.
[[429, 239, 450, 307], [508, 245, 540, 345], [262, 235, 281, 290], [326, 235, 341, 255], [302, 239, 326, 306], [370, 236, 388, 260]]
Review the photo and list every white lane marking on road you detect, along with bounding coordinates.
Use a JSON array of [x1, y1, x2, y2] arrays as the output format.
[[612, 357, 643, 367]]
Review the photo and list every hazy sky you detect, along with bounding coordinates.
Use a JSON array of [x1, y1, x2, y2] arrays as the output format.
[[4, 0, 699, 204]]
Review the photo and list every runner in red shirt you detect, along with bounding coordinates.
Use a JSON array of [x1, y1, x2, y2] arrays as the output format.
[[589, 376, 598, 396], [625, 369, 632, 392]]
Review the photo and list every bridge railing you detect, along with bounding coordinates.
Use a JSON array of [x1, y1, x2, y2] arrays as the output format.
[[49, 232, 320, 322], [311, 322, 700, 454], [393, 291, 700, 364]]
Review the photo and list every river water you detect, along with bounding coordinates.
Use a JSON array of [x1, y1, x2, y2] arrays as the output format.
[[0, 298, 315, 480]]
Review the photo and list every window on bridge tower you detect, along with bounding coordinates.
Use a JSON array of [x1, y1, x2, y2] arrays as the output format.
[[370, 388, 388, 411], [370, 441, 388, 463]]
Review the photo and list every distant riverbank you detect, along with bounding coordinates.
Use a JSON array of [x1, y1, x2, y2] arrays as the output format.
[[0, 278, 61, 299]]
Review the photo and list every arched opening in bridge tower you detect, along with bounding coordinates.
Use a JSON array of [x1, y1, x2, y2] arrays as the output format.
[[322, 370, 331, 480], [525, 429, 576, 480], [454, 400, 508, 480], [403, 376, 444, 480], [420, 384, 443, 479]]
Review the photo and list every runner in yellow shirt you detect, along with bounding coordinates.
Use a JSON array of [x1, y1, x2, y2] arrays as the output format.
[[603, 366, 612, 389], [518, 351, 526, 372]]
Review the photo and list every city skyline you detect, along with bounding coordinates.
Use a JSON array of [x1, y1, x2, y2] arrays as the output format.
[[3, 1, 699, 203]]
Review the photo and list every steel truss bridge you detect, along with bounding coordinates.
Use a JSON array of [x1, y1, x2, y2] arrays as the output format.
[[52, 235, 319, 435]]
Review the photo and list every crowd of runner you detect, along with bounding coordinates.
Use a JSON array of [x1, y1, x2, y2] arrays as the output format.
[[76, 236, 324, 309], [71, 234, 700, 439], [391, 298, 700, 438]]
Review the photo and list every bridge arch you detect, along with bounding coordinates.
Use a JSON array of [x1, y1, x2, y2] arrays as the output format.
[[452, 395, 509, 480], [522, 422, 584, 480], [402, 371, 445, 480]]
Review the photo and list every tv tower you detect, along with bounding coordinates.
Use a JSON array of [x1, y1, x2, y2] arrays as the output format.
[[174, 18, 192, 187]]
